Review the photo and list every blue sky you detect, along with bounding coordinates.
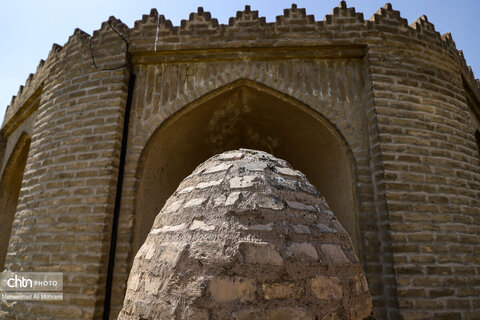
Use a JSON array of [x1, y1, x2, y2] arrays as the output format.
[[1, 0, 478, 125]]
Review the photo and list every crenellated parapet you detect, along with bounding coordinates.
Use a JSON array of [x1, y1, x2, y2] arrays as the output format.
[[324, 1, 365, 26], [459, 49, 480, 103], [275, 4, 316, 32], [180, 7, 219, 36], [228, 5, 266, 30], [410, 15, 440, 40], [3, 1, 479, 130], [2, 15, 130, 130], [368, 3, 409, 29], [3, 56, 47, 136], [130, 10, 175, 52]]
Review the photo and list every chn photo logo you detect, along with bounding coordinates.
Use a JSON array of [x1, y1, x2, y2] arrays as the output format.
[[0, 271, 63, 301], [7, 274, 33, 289]]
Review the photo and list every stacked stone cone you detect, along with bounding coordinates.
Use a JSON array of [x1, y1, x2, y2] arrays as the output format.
[[119, 149, 372, 319]]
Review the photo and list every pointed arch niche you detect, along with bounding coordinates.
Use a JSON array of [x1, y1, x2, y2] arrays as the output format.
[[134, 80, 361, 254], [0, 132, 31, 270]]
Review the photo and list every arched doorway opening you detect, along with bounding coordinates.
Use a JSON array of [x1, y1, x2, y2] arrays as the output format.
[[135, 80, 361, 254], [0, 132, 31, 270]]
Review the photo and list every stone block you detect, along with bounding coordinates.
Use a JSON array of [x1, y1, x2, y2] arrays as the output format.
[[208, 277, 256, 303], [314, 223, 337, 233], [213, 195, 226, 206], [204, 163, 232, 174], [311, 275, 343, 300], [287, 243, 318, 260], [152, 223, 187, 234], [320, 313, 340, 320], [255, 194, 284, 210], [267, 308, 313, 320], [284, 222, 311, 234], [349, 276, 363, 295], [196, 179, 223, 189], [240, 161, 268, 171], [287, 200, 316, 212], [275, 166, 302, 177], [145, 244, 156, 260], [267, 175, 297, 190], [239, 241, 283, 265], [320, 244, 350, 265], [144, 276, 163, 294], [163, 199, 183, 213], [126, 273, 140, 291], [225, 191, 241, 206], [241, 223, 274, 231], [155, 242, 187, 264], [132, 300, 151, 318], [178, 186, 194, 194], [189, 220, 215, 231], [185, 306, 210, 320], [218, 152, 244, 160], [230, 175, 257, 188], [262, 282, 303, 300], [184, 197, 207, 208], [233, 307, 313, 320], [189, 241, 224, 261]]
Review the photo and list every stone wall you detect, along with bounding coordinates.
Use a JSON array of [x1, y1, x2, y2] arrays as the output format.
[[0, 2, 479, 319], [119, 149, 372, 320]]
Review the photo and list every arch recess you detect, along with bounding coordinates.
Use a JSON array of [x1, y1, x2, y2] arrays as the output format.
[[0, 132, 31, 270], [134, 79, 361, 254]]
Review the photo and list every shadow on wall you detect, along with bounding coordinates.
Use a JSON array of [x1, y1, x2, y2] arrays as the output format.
[[476, 130, 480, 156], [135, 80, 361, 255], [0, 132, 30, 270]]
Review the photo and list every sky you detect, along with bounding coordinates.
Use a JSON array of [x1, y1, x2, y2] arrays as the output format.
[[1, 0, 479, 125]]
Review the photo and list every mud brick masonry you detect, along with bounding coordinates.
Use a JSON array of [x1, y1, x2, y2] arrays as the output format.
[[0, 1, 479, 319]]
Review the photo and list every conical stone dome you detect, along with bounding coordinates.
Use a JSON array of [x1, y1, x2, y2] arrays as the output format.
[[119, 149, 372, 320]]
